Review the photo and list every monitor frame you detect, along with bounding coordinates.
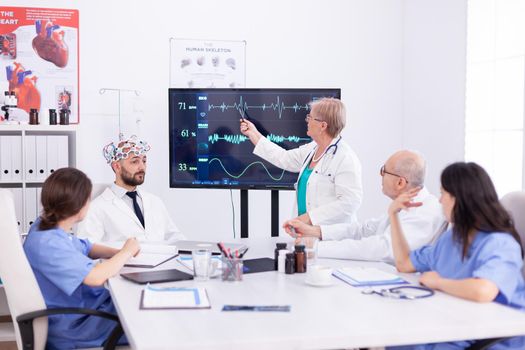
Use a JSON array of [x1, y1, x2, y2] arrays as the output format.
[[168, 88, 341, 191]]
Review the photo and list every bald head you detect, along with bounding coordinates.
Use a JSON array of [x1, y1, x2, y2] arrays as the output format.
[[386, 150, 426, 188]]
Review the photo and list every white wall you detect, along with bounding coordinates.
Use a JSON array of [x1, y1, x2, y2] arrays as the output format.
[[10, 0, 466, 241], [402, 0, 467, 194]]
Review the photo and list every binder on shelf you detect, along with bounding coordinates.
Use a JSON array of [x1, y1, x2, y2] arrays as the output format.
[[11, 187, 23, 231], [25, 135, 37, 181], [57, 135, 69, 169], [36, 187, 43, 218], [25, 187, 37, 233], [46, 136, 59, 175], [35, 136, 47, 181], [0, 136, 12, 181], [11, 135, 22, 181]]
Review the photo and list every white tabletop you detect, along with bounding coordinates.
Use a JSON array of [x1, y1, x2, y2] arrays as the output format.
[[108, 239, 525, 350]]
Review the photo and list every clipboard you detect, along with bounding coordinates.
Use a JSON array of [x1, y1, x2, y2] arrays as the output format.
[[140, 285, 211, 310], [333, 267, 408, 287]]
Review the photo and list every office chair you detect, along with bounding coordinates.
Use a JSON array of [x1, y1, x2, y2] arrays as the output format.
[[72, 183, 110, 234], [0, 189, 126, 350], [92, 183, 111, 199], [466, 191, 525, 350]]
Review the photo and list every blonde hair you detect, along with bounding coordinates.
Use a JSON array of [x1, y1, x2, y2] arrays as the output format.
[[309, 98, 346, 137]]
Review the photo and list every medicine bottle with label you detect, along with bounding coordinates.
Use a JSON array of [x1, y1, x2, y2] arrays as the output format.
[[274, 242, 287, 270], [285, 253, 295, 274], [294, 245, 307, 273]]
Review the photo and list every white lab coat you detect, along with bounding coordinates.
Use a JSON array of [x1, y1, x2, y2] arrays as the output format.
[[253, 136, 362, 225], [317, 187, 447, 263], [76, 187, 185, 243]]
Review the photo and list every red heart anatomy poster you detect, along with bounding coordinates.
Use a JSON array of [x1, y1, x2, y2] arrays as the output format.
[[0, 6, 79, 123]]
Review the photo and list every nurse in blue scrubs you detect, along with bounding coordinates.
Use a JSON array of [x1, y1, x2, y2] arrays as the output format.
[[388, 162, 525, 350], [23, 167, 140, 349]]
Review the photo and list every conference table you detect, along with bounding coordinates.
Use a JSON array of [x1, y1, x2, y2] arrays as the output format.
[[108, 238, 525, 349]]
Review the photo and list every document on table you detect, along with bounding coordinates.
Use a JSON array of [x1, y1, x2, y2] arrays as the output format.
[[333, 267, 408, 287], [125, 244, 179, 268], [102, 242, 179, 268], [140, 284, 211, 309]]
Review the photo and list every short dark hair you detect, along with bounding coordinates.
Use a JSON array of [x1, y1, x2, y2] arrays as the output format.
[[441, 162, 522, 259], [39, 167, 92, 230]]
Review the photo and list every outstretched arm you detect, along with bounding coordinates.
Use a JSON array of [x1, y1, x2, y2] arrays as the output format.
[[240, 119, 263, 146], [419, 272, 499, 302], [84, 238, 140, 287], [388, 187, 422, 273], [88, 244, 119, 259]]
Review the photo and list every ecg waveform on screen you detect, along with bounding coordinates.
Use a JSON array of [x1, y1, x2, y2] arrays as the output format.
[[208, 95, 309, 119], [209, 158, 285, 181], [208, 134, 248, 145], [208, 133, 311, 145]]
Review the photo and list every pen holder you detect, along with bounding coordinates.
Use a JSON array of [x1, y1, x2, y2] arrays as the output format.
[[221, 257, 243, 282]]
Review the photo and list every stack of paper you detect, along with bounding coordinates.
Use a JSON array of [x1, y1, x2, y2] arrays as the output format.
[[333, 267, 407, 287], [141, 284, 211, 309]]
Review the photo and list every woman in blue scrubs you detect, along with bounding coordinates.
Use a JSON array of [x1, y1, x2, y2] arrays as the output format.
[[23, 167, 140, 349], [388, 162, 525, 350]]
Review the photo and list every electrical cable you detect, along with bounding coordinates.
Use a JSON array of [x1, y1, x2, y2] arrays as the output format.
[[230, 189, 236, 239]]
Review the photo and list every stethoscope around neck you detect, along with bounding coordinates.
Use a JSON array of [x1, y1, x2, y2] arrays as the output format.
[[303, 136, 342, 165]]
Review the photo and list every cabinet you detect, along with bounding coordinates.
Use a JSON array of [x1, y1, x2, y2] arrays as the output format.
[[0, 125, 76, 234]]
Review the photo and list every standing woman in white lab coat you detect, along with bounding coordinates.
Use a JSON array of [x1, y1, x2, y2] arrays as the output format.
[[239, 98, 362, 227]]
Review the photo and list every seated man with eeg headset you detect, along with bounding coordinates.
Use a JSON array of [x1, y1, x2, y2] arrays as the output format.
[[76, 135, 186, 243]]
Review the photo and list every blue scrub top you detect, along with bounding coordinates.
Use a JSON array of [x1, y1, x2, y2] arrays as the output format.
[[297, 166, 314, 216], [391, 229, 525, 350], [23, 219, 124, 350]]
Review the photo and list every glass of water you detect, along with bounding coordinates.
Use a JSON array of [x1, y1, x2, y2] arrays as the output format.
[[192, 249, 212, 281]]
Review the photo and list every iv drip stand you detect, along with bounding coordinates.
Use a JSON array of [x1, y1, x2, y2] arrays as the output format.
[[99, 88, 141, 140]]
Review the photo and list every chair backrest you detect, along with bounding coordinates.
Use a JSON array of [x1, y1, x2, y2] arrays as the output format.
[[0, 189, 48, 349], [501, 191, 525, 278], [91, 183, 111, 199]]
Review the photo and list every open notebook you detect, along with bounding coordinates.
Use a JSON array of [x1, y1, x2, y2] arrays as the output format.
[[102, 242, 179, 268], [140, 284, 211, 309], [333, 267, 408, 287]]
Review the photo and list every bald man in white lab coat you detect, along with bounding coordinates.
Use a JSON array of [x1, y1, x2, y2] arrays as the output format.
[[283, 150, 446, 264]]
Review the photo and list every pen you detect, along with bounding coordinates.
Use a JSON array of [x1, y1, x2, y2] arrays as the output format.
[[217, 242, 235, 270], [222, 305, 291, 312], [239, 248, 249, 258], [217, 242, 228, 257], [238, 108, 246, 122]]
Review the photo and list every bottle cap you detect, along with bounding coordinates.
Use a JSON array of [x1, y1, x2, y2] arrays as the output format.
[[285, 253, 295, 259], [294, 245, 306, 252], [276, 243, 287, 249]]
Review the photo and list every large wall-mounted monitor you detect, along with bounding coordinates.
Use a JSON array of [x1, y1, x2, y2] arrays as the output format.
[[169, 88, 341, 190]]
